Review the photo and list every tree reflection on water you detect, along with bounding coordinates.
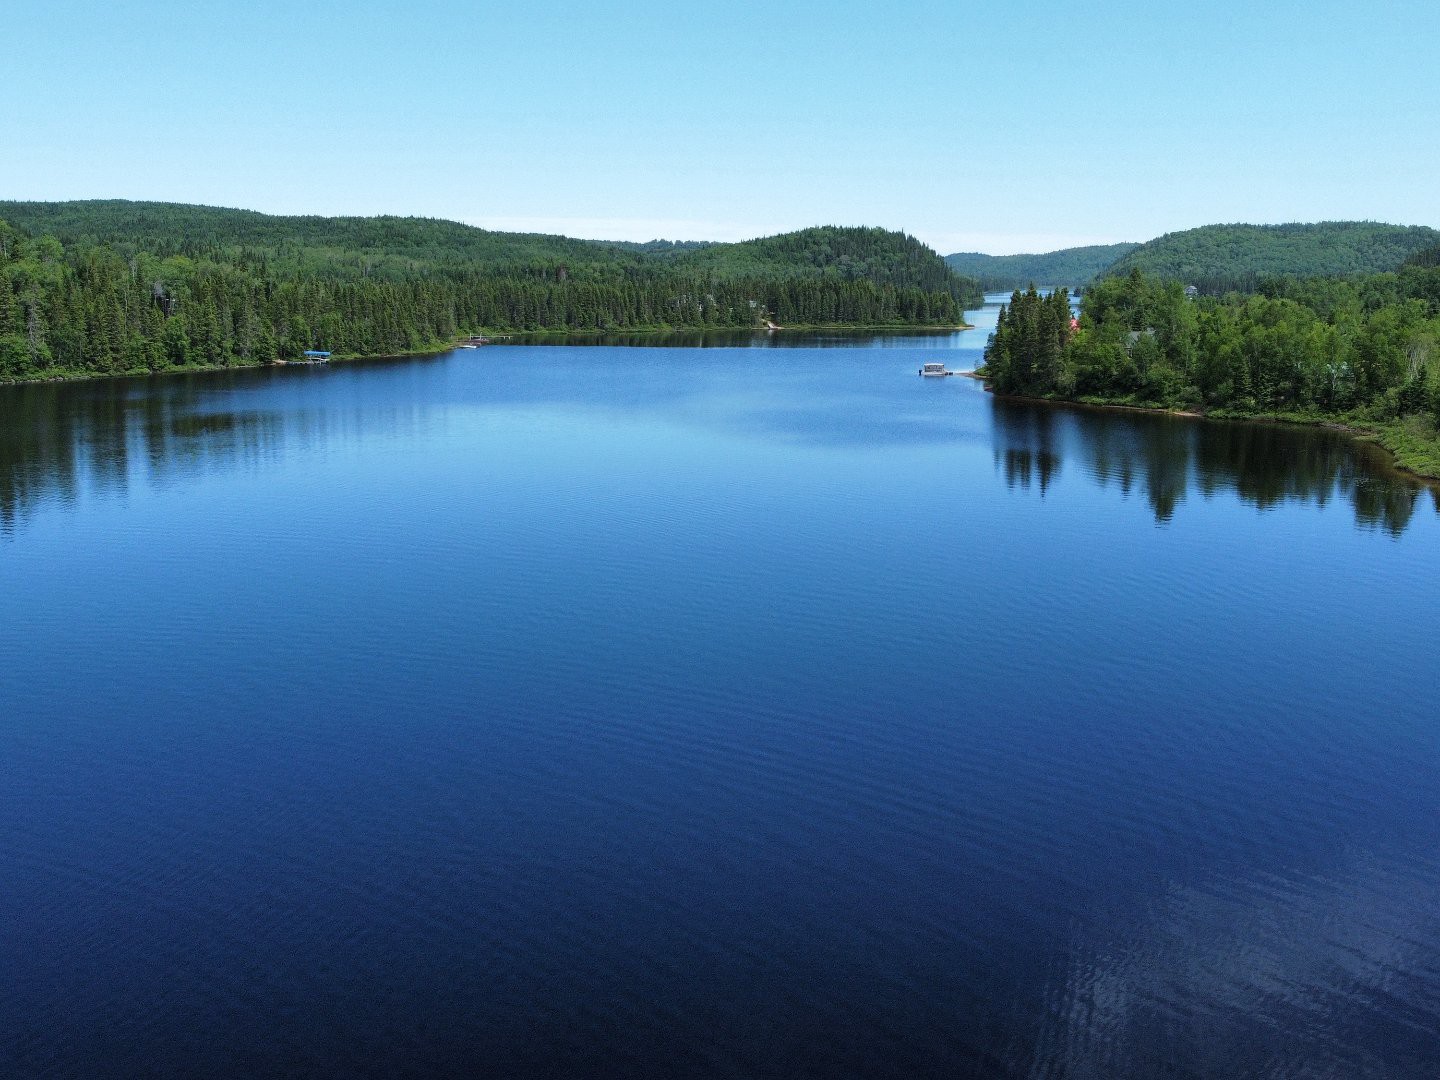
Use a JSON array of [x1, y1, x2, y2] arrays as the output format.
[[991, 398, 1437, 536]]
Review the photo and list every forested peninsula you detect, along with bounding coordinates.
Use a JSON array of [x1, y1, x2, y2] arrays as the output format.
[[982, 253, 1440, 478], [0, 201, 981, 382]]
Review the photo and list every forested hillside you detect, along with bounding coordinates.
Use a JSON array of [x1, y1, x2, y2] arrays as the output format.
[[0, 203, 976, 296], [944, 243, 1139, 291], [1105, 222, 1440, 295], [0, 200, 637, 279], [1403, 245, 1440, 270], [0, 203, 978, 381], [682, 227, 977, 299]]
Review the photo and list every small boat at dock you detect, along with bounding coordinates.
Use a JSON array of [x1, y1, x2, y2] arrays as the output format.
[[284, 350, 331, 365], [919, 361, 951, 377]]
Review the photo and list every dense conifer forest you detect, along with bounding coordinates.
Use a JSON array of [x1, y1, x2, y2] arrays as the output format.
[[0, 202, 979, 381]]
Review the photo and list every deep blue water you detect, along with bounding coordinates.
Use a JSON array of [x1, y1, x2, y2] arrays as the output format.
[[3, 298, 1440, 1078]]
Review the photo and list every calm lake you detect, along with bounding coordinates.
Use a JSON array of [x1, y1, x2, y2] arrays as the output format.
[[3, 296, 1440, 1078]]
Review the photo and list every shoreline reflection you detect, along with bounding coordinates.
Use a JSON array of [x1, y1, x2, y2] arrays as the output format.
[[992, 398, 1437, 535]]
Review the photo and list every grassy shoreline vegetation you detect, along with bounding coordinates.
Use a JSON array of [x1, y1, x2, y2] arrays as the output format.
[[0, 202, 980, 385], [981, 254, 1440, 480]]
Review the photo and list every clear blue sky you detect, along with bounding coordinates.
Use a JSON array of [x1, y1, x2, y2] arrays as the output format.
[[6, 0, 1438, 253]]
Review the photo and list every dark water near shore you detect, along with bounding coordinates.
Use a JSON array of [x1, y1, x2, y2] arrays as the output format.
[[3, 297, 1440, 1078]]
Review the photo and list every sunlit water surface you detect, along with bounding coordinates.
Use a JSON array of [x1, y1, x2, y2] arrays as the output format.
[[3, 298, 1440, 1078]]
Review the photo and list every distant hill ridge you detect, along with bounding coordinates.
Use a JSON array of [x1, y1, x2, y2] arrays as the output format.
[[947, 221, 1440, 295], [0, 201, 977, 300], [1104, 221, 1440, 292], [944, 243, 1139, 290], [0, 199, 622, 270]]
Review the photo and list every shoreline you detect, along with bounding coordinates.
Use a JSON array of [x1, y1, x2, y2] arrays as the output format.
[[0, 323, 975, 389], [967, 372, 1440, 485], [0, 342, 457, 389], [501, 321, 973, 340]]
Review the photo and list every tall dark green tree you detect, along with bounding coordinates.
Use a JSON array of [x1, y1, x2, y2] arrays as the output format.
[[984, 286, 1072, 395]]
